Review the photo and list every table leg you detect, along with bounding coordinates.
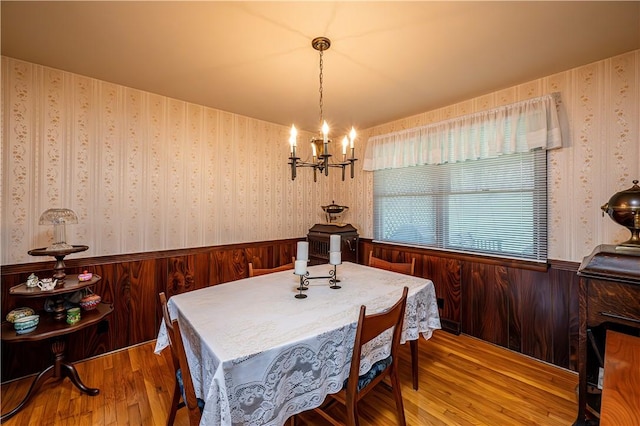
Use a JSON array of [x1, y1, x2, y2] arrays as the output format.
[[0, 337, 99, 423], [0, 364, 55, 422], [410, 339, 419, 390]]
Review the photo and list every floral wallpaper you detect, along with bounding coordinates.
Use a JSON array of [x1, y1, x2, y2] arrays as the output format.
[[1, 56, 334, 265], [2, 50, 639, 265]]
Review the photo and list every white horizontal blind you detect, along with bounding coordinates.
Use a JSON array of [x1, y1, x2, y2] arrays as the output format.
[[373, 150, 547, 262]]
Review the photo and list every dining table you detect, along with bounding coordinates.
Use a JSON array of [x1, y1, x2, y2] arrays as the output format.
[[154, 261, 441, 426]]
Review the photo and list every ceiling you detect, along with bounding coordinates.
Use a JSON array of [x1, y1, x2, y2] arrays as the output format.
[[2, 1, 639, 136]]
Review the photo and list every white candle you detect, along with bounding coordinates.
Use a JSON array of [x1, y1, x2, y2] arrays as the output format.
[[294, 260, 308, 275], [349, 127, 356, 149], [330, 234, 341, 252], [342, 136, 348, 155], [297, 241, 309, 261], [329, 251, 342, 266], [311, 143, 317, 159]]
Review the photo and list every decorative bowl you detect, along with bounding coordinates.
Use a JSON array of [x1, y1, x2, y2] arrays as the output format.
[[78, 271, 93, 282], [321, 201, 349, 223], [80, 293, 101, 311], [6, 307, 36, 323], [13, 314, 39, 334]]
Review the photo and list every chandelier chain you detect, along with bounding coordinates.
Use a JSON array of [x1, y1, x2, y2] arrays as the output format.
[[318, 49, 324, 128]]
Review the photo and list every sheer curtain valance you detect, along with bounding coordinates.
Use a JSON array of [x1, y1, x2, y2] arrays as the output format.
[[363, 93, 562, 171]]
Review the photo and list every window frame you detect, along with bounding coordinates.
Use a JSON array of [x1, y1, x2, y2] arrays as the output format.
[[372, 150, 547, 262]]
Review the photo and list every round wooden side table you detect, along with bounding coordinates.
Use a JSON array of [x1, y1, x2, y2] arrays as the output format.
[[0, 274, 113, 423]]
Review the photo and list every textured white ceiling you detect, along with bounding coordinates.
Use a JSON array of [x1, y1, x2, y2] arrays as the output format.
[[2, 1, 639, 135]]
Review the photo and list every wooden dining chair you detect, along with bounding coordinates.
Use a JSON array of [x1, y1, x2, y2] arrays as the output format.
[[248, 257, 295, 277], [368, 252, 419, 390], [159, 292, 204, 426], [368, 252, 415, 276], [312, 286, 409, 426]]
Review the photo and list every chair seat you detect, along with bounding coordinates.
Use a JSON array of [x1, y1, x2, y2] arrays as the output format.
[[176, 369, 206, 411], [344, 355, 393, 392]]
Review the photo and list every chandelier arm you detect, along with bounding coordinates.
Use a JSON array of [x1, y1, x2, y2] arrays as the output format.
[[289, 157, 297, 181]]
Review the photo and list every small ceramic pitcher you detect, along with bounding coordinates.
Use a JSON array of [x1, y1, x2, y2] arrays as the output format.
[[37, 278, 57, 291]]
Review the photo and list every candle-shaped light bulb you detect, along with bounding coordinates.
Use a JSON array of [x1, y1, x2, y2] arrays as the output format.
[[322, 121, 329, 144], [289, 125, 297, 156], [290, 125, 297, 147], [311, 142, 317, 159], [349, 127, 356, 149], [342, 136, 348, 156]]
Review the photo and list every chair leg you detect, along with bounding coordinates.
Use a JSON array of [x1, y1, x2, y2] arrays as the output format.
[[345, 400, 360, 426], [410, 339, 419, 390], [390, 369, 407, 426], [167, 381, 182, 426]]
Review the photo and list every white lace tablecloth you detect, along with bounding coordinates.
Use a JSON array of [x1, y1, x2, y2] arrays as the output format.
[[155, 261, 441, 426]]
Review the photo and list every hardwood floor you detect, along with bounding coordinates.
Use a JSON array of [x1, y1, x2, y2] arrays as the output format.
[[1, 331, 578, 425]]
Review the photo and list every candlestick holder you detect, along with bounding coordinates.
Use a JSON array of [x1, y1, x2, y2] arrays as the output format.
[[295, 273, 310, 299], [293, 264, 341, 298], [328, 264, 340, 289], [328, 245, 342, 288]]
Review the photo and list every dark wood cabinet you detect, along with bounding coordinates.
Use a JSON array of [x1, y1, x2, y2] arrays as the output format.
[[575, 244, 640, 425], [307, 223, 359, 265]]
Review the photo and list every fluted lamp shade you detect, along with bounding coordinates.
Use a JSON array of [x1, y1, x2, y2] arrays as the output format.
[[39, 208, 78, 250]]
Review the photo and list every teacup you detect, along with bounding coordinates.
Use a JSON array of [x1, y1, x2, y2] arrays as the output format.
[[37, 278, 57, 291]]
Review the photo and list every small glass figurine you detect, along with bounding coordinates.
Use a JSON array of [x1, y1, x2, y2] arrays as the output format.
[[26, 273, 39, 288]]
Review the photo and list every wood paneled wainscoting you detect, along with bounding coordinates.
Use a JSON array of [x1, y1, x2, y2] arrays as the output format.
[[362, 240, 580, 372], [1, 239, 300, 383], [2, 237, 579, 385]]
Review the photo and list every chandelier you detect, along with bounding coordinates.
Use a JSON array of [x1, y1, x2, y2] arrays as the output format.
[[288, 37, 357, 182]]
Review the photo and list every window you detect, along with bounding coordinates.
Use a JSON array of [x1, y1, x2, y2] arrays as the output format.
[[373, 150, 547, 262], [366, 94, 560, 263]]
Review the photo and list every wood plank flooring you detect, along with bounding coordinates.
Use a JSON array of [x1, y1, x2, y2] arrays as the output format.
[[1, 331, 578, 425]]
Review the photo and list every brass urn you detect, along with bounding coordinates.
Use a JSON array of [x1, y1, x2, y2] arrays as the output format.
[[601, 179, 640, 247]]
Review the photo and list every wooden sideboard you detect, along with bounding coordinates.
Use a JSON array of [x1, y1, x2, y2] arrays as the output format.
[[575, 244, 640, 425]]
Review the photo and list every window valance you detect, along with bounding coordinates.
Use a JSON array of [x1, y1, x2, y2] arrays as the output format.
[[363, 93, 562, 171]]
